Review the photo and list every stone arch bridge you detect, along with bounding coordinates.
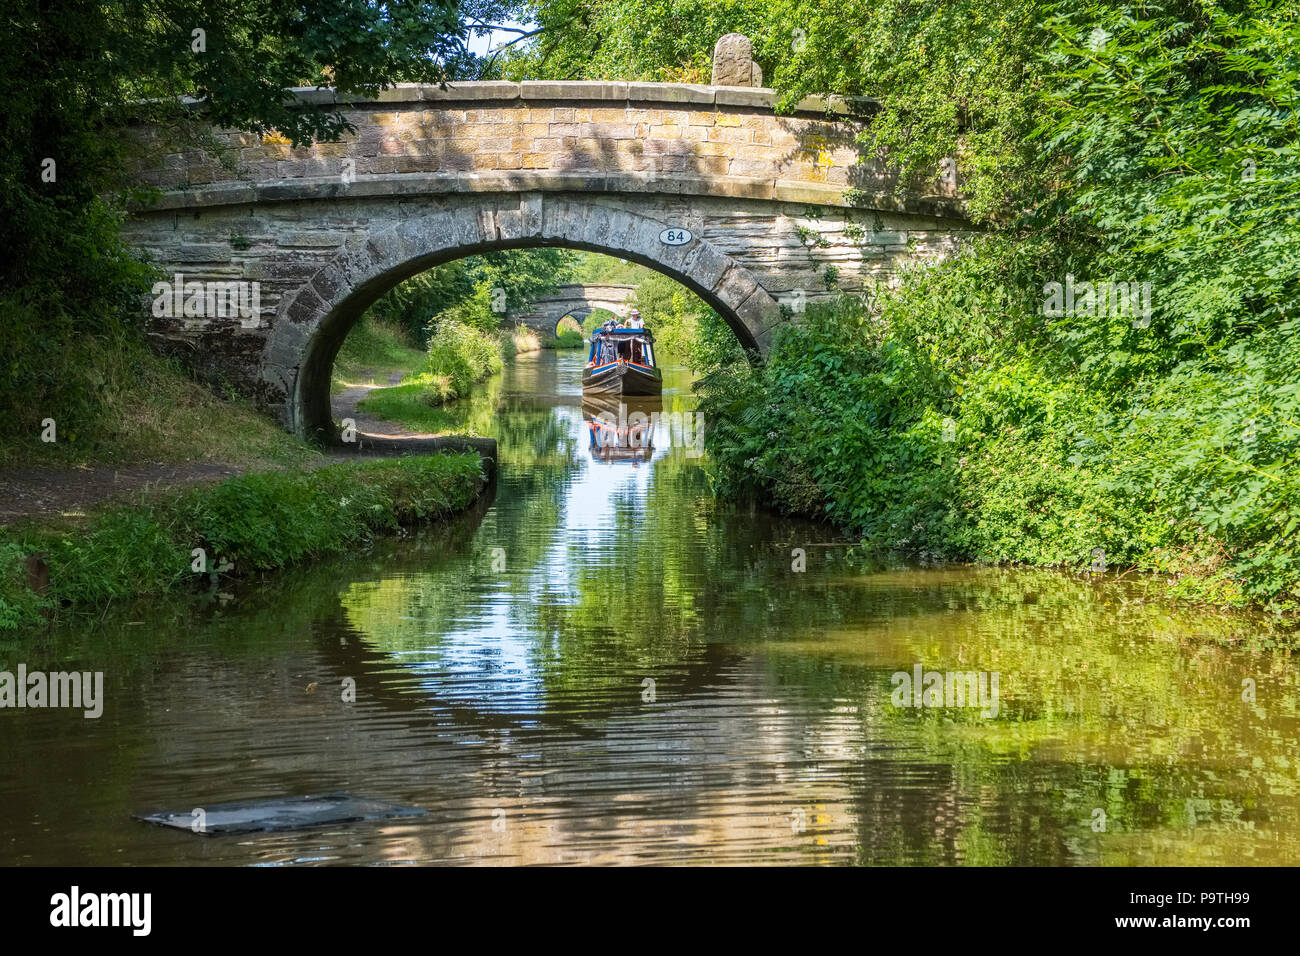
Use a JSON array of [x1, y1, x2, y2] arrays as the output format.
[[511, 284, 637, 335], [122, 80, 968, 439]]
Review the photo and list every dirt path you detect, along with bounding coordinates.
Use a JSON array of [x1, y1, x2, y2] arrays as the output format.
[[1, 371, 495, 525], [329, 371, 438, 440]]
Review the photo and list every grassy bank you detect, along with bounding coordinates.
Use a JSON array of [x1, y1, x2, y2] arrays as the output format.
[[506, 324, 543, 355], [331, 316, 426, 392], [541, 327, 585, 349], [0, 339, 322, 472], [422, 319, 504, 401], [356, 319, 516, 432], [0, 453, 486, 631]]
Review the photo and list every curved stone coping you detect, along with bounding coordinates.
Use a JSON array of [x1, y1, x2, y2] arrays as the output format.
[[174, 81, 879, 118], [133, 170, 965, 218], [531, 283, 639, 298]]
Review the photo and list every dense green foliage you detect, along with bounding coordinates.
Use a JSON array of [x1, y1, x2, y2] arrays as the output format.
[[581, 308, 618, 333], [0, 452, 485, 630], [426, 319, 506, 395], [367, 249, 578, 344], [518, 0, 1299, 608], [571, 252, 653, 285], [630, 272, 708, 357]]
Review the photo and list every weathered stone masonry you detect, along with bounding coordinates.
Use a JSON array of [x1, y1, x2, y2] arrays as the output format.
[[122, 80, 969, 437]]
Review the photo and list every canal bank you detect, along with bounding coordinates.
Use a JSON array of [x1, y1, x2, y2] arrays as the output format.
[[0, 451, 493, 632], [1, 349, 1297, 866]]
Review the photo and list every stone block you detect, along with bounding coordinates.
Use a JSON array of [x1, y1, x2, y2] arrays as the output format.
[[714, 87, 774, 109], [522, 80, 628, 101], [283, 284, 325, 326], [711, 34, 761, 87], [628, 82, 715, 106], [422, 81, 521, 102]]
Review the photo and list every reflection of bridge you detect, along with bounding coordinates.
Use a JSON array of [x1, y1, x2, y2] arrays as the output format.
[[510, 284, 636, 335], [122, 80, 970, 439]]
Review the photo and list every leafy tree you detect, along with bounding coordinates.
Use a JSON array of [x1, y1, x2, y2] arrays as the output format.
[[2, 0, 524, 442], [510, 0, 1297, 606], [368, 249, 578, 342]]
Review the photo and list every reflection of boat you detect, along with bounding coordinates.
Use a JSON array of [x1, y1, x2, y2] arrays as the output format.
[[583, 394, 661, 463], [582, 319, 662, 396]]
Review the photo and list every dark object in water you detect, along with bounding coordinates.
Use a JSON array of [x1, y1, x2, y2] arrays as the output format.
[[135, 792, 427, 836]]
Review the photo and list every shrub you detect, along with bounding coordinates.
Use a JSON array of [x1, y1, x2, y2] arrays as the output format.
[[424, 319, 503, 398], [506, 324, 542, 355]]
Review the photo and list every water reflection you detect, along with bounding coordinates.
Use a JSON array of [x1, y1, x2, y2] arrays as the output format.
[[0, 351, 1296, 866], [583, 395, 659, 465]]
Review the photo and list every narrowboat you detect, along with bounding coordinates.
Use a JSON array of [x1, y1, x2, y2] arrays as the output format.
[[582, 316, 662, 396]]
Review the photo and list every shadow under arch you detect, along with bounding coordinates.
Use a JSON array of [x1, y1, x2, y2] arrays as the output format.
[[262, 194, 782, 440]]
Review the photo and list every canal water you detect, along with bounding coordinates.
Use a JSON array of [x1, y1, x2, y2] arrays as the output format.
[[2, 350, 1297, 865]]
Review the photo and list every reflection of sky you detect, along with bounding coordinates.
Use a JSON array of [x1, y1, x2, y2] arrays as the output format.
[[396, 578, 541, 714], [563, 405, 655, 536], [388, 355, 697, 715]]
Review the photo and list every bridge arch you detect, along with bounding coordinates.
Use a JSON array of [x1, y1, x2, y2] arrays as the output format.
[[554, 312, 587, 336], [509, 284, 637, 337], [122, 80, 971, 437], [267, 194, 781, 439]]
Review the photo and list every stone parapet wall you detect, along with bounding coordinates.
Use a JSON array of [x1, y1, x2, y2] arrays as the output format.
[[127, 82, 959, 218]]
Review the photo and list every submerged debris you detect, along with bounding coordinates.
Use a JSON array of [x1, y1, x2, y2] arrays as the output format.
[[135, 793, 427, 836]]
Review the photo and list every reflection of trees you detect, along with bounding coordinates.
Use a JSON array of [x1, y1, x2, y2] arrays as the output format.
[[11, 352, 1300, 865], [741, 567, 1300, 865]]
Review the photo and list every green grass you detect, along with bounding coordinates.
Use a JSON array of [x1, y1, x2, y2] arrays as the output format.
[[542, 327, 585, 349], [0, 453, 486, 632], [0, 338, 322, 471], [425, 320, 503, 395], [356, 376, 468, 434], [356, 319, 508, 434], [331, 316, 427, 392]]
